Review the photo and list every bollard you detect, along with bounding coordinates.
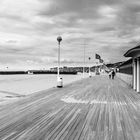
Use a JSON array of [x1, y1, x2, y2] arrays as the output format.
[[57, 77, 63, 88]]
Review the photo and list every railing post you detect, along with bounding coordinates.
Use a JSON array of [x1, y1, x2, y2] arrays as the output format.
[[133, 58, 137, 90], [137, 57, 140, 92]]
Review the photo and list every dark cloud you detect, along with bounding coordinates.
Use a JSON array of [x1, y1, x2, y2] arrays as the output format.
[[39, 0, 121, 16]]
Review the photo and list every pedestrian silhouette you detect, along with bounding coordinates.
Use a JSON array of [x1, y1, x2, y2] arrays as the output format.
[[112, 70, 115, 79], [109, 71, 112, 79]]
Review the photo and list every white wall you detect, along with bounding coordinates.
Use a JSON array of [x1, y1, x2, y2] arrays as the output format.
[[117, 73, 133, 87]]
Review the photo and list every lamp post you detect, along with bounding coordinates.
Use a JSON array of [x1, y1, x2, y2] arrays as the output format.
[[88, 57, 91, 77], [83, 42, 86, 78], [57, 36, 63, 88]]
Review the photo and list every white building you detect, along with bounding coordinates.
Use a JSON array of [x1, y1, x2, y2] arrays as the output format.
[[124, 46, 140, 92]]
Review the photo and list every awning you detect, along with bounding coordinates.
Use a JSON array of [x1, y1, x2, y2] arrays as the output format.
[[124, 46, 140, 58]]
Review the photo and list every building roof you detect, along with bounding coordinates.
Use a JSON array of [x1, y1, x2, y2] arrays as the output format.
[[124, 45, 140, 58]]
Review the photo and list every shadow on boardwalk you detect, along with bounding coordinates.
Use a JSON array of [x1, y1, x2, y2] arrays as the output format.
[[0, 75, 140, 140]]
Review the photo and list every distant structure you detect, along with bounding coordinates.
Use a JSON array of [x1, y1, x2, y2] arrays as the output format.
[[50, 66, 97, 73], [118, 59, 132, 75], [27, 70, 33, 75], [124, 46, 140, 92], [106, 62, 124, 70]]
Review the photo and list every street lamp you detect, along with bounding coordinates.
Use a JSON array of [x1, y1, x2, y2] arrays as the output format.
[[88, 57, 91, 77], [57, 36, 63, 88], [83, 42, 86, 78]]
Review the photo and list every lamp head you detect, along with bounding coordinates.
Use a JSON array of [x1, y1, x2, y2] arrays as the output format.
[[57, 36, 62, 43]]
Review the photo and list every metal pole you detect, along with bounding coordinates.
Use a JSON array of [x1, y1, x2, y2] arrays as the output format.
[[89, 59, 90, 76], [89, 65, 91, 77], [83, 42, 85, 78], [57, 42, 60, 79], [57, 36, 63, 88], [89, 57, 91, 77]]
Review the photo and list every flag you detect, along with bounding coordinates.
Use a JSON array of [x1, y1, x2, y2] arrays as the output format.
[[95, 53, 101, 59]]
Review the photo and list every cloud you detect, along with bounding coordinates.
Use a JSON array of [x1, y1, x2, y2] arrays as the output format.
[[0, 0, 139, 69]]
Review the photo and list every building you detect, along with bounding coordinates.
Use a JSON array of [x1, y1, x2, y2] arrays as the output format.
[[118, 59, 132, 75], [50, 66, 96, 73], [124, 46, 140, 92]]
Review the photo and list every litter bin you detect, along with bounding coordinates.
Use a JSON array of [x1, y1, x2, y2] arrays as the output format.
[[57, 77, 63, 88]]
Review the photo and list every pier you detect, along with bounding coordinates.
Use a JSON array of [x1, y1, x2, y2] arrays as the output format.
[[0, 75, 140, 139]]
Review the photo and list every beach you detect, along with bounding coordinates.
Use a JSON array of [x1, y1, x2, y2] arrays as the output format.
[[0, 73, 92, 104]]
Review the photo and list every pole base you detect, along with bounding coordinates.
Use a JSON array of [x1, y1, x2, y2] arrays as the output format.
[[57, 85, 63, 88]]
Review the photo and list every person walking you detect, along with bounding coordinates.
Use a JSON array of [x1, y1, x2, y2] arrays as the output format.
[[112, 70, 115, 79], [109, 71, 112, 79]]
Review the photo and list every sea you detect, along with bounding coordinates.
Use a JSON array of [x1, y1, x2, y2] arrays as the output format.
[[0, 73, 91, 95]]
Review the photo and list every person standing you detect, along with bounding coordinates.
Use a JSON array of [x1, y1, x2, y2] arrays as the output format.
[[112, 70, 115, 79], [109, 71, 112, 79]]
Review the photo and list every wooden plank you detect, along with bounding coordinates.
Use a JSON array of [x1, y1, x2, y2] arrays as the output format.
[[0, 75, 140, 139]]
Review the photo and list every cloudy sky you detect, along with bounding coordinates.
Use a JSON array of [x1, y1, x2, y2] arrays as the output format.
[[0, 0, 140, 70]]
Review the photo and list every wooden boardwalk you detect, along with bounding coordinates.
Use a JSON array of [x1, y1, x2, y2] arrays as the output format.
[[0, 75, 140, 140]]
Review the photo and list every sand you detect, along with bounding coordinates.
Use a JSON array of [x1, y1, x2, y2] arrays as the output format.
[[0, 73, 92, 104]]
